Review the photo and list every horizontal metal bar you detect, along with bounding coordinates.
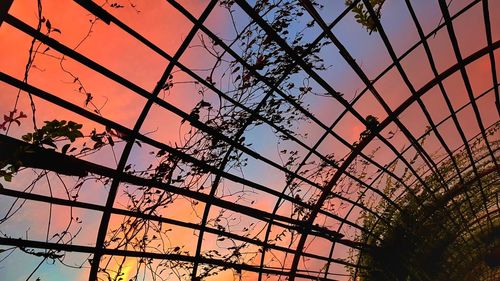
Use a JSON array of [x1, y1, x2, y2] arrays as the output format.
[[0, 237, 361, 279]]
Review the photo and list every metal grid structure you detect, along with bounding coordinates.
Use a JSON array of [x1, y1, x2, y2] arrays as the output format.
[[0, 0, 498, 280]]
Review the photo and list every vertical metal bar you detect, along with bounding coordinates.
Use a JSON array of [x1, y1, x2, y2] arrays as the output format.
[[87, 1, 219, 280], [0, 0, 14, 27]]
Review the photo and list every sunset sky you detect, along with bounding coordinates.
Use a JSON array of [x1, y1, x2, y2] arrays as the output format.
[[0, 0, 499, 280]]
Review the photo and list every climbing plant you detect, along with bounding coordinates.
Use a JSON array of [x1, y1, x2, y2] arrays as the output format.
[[0, 0, 394, 280], [350, 122, 500, 281]]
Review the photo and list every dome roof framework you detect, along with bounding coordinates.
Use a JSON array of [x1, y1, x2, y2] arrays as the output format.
[[0, 0, 498, 280]]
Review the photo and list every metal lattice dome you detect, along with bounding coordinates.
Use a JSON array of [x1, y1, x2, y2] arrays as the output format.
[[0, 0, 498, 280]]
